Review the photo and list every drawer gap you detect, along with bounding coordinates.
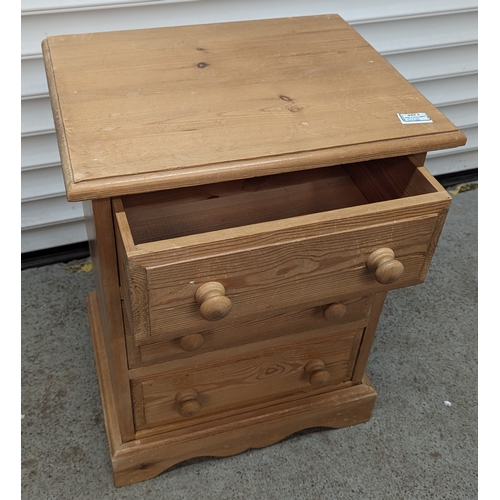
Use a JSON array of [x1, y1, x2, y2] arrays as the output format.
[[121, 165, 367, 244], [343, 157, 438, 203], [120, 156, 438, 245]]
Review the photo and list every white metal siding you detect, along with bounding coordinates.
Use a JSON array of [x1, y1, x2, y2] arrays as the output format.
[[21, 0, 478, 253]]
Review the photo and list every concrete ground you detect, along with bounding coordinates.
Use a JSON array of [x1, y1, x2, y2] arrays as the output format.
[[21, 187, 477, 499]]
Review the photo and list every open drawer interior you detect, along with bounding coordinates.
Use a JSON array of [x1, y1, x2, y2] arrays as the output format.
[[119, 155, 442, 245]]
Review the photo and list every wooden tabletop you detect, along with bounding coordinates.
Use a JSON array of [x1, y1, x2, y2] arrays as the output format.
[[43, 15, 466, 201]]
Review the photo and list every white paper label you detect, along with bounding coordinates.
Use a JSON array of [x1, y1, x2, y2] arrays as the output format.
[[397, 112, 433, 124]]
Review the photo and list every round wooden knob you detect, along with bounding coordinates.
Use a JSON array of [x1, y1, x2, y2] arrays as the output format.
[[195, 282, 232, 321], [366, 248, 404, 285], [323, 302, 347, 321], [304, 359, 331, 387], [176, 389, 202, 418], [179, 333, 205, 352]]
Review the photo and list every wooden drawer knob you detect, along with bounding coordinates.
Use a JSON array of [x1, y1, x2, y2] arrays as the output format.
[[195, 282, 232, 321], [366, 248, 404, 285], [304, 359, 331, 387], [179, 333, 205, 352], [323, 302, 347, 321], [176, 389, 202, 418]]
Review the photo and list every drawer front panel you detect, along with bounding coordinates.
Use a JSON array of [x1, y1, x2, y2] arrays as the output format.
[[125, 213, 439, 343], [131, 328, 363, 431], [126, 296, 373, 368]]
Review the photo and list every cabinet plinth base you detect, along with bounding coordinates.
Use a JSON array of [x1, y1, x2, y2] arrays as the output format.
[[87, 292, 378, 487]]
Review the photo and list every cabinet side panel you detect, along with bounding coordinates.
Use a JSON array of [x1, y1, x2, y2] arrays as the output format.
[[351, 292, 387, 384], [84, 199, 136, 442]]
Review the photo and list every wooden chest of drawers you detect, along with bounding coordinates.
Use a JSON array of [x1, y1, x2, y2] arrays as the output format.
[[42, 14, 466, 486]]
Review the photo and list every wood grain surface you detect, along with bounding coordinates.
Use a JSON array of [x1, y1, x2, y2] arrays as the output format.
[[42, 15, 466, 200], [125, 296, 372, 368], [131, 329, 363, 431]]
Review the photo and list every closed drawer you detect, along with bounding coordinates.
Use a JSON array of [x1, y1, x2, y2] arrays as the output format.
[[114, 155, 451, 346], [131, 328, 363, 432], [126, 295, 373, 368]]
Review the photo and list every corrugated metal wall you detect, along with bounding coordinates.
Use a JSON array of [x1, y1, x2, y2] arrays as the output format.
[[21, 0, 478, 253]]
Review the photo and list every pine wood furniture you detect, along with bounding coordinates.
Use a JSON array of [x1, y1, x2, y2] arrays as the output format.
[[42, 15, 466, 487]]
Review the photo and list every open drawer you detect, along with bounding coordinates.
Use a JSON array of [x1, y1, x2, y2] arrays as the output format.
[[114, 155, 451, 346]]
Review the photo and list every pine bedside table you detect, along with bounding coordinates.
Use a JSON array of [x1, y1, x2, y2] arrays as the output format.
[[42, 14, 466, 487]]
